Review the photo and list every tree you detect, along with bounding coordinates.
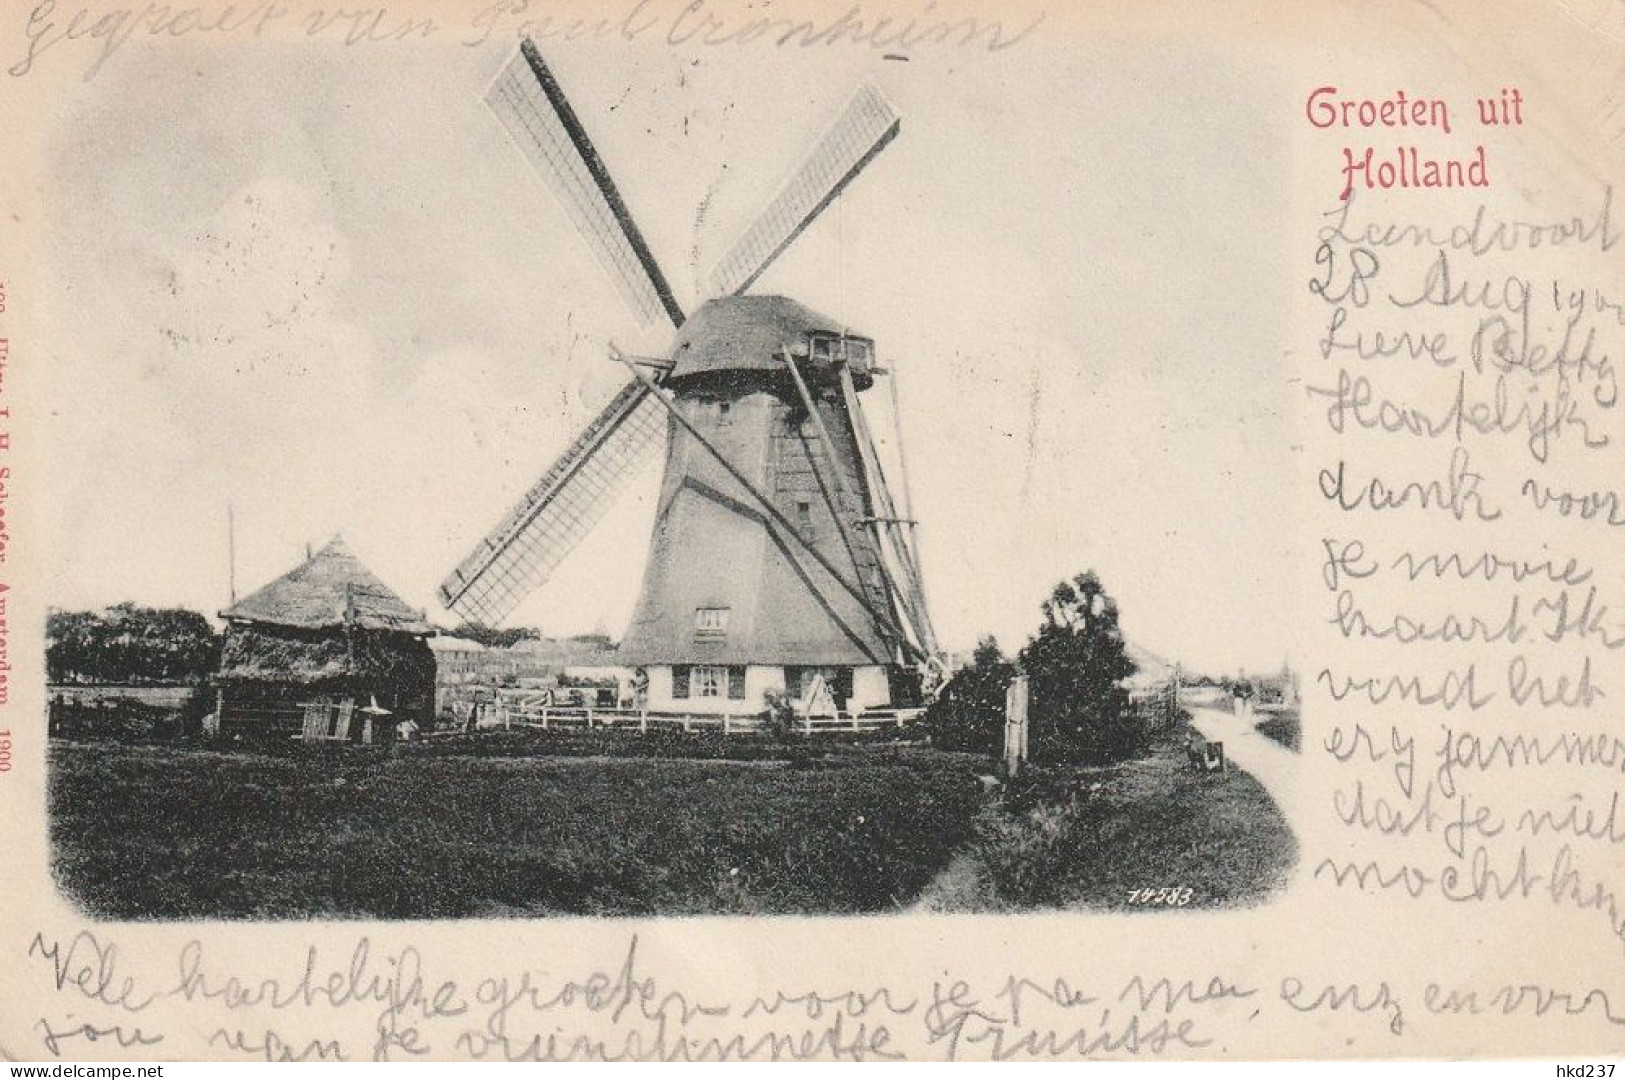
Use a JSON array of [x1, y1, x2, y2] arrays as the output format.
[[923, 636, 1016, 755], [449, 622, 544, 649], [47, 604, 221, 685], [1019, 571, 1142, 764]]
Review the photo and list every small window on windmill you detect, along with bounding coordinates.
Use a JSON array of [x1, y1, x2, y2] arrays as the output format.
[[695, 607, 730, 638], [692, 665, 726, 698], [795, 499, 815, 538], [847, 339, 871, 364], [810, 335, 834, 361], [716, 399, 733, 426]]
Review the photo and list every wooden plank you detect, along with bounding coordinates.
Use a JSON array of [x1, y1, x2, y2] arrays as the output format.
[[300, 703, 328, 742], [332, 701, 356, 741]]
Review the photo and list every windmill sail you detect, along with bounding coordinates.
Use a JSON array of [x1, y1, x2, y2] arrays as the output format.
[[438, 378, 663, 626], [442, 39, 690, 628], [487, 40, 684, 328], [707, 83, 900, 298]]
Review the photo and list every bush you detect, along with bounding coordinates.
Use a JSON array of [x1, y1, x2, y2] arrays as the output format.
[[761, 689, 802, 741], [178, 684, 217, 738], [923, 638, 1014, 756]]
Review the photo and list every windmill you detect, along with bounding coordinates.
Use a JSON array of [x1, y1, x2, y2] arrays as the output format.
[[438, 41, 940, 714]]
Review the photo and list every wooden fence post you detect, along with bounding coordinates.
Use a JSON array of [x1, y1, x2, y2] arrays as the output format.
[[640, 711, 648, 734], [723, 713, 732, 736], [1003, 675, 1030, 777], [206, 688, 224, 737]]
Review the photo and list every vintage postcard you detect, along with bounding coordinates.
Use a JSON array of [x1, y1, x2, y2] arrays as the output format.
[[1, 0, 1622, 1062]]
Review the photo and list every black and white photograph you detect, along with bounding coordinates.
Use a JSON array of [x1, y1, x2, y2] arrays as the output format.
[[37, 17, 1300, 921]]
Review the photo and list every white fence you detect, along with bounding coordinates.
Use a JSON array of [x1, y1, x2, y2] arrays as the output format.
[[438, 692, 926, 739]]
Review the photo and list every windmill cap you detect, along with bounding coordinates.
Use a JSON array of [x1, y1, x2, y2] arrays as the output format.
[[667, 295, 875, 389]]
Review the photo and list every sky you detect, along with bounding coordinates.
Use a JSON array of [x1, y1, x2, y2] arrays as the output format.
[[36, 22, 1297, 676]]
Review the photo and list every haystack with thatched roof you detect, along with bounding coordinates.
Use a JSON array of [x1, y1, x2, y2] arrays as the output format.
[[212, 537, 434, 740]]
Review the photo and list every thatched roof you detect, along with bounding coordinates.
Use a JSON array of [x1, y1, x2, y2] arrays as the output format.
[[221, 537, 433, 634]]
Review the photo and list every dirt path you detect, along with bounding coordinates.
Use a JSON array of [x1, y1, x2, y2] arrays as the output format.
[[909, 851, 993, 912], [1187, 705, 1300, 819]]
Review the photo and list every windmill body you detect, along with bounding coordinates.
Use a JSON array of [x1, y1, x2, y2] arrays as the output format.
[[439, 43, 939, 715], [621, 296, 899, 712]]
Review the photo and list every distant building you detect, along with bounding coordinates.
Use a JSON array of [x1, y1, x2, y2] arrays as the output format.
[[1123, 643, 1175, 701], [1255, 661, 1300, 709], [428, 635, 520, 715], [428, 635, 519, 683], [429, 634, 633, 717], [509, 635, 629, 693]]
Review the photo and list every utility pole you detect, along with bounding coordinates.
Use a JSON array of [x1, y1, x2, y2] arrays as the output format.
[[227, 502, 237, 605]]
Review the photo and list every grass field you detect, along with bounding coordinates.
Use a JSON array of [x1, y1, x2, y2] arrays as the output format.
[[916, 723, 1298, 912], [50, 741, 985, 919], [51, 719, 1297, 919], [1254, 710, 1302, 753]]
